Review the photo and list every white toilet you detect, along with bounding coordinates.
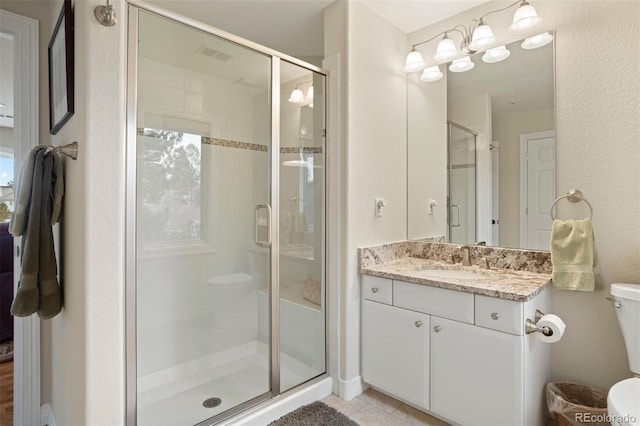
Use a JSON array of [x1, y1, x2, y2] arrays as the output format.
[[208, 273, 253, 328], [608, 283, 640, 426]]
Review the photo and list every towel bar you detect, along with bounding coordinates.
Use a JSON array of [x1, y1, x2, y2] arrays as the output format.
[[550, 189, 593, 220], [46, 142, 78, 160]]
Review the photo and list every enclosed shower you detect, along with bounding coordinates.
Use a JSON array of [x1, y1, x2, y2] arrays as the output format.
[[447, 121, 477, 245], [126, 5, 328, 425]]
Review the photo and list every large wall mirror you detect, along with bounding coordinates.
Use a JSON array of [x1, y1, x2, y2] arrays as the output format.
[[407, 34, 555, 250]]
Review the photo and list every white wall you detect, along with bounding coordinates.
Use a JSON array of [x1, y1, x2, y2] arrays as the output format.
[[407, 72, 447, 240], [325, 0, 408, 399], [408, 0, 640, 392], [493, 107, 554, 248]]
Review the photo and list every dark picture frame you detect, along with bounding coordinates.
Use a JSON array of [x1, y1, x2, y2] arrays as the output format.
[[48, 0, 74, 135]]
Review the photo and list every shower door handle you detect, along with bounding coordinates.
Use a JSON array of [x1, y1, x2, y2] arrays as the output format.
[[255, 204, 272, 248], [451, 204, 461, 227]]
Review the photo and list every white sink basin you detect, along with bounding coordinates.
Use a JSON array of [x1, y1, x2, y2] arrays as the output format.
[[418, 268, 481, 280]]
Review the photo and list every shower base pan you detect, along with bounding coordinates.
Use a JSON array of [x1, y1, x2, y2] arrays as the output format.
[[137, 341, 319, 425]]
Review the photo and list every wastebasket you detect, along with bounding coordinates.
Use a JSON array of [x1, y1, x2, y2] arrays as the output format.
[[546, 382, 609, 426]]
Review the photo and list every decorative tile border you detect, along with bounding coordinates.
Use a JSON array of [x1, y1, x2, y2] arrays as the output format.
[[138, 128, 323, 154], [449, 163, 476, 170], [202, 137, 268, 152], [280, 146, 324, 154]]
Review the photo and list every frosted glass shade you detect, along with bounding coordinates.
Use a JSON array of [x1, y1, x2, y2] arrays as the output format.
[[305, 85, 314, 102], [449, 56, 474, 73], [420, 66, 443, 82], [482, 45, 511, 63], [403, 50, 427, 73], [522, 32, 553, 49], [288, 88, 305, 104], [468, 23, 496, 51], [509, 3, 542, 34], [433, 37, 459, 62]]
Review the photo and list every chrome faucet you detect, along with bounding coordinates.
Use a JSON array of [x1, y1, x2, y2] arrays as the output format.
[[459, 246, 472, 266], [478, 257, 490, 269]]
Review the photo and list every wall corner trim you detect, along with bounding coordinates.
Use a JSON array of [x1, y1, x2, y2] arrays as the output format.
[[339, 376, 367, 401]]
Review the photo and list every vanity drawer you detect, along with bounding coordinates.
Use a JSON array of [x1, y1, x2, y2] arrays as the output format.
[[393, 280, 474, 323], [475, 295, 524, 335], [362, 275, 393, 305]]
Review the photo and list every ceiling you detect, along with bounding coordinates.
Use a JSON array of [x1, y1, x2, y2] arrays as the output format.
[[142, 0, 491, 58], [360, 0, 491, 33]]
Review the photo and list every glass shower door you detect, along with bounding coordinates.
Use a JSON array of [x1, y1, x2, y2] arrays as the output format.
[[133, 9, 272, 425], [448, 121, 477, 244], [278, 62, 326, 392]]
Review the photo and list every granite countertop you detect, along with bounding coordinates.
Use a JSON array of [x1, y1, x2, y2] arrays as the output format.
[[360, 256, 551, 302]]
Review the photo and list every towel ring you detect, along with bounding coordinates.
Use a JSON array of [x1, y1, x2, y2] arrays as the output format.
[[550, 189, 593, 220]]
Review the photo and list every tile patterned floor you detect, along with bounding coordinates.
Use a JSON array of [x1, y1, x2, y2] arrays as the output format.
[[322, 388, 451, 426]]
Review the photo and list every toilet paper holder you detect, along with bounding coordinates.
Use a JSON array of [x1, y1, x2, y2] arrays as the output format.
[[525, 309, 553, 336]]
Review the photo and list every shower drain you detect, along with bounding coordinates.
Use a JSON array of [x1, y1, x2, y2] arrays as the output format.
[[203, 397, 222, 408]]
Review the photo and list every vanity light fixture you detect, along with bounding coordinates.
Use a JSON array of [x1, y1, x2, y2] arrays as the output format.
[[403, 0, 544, 74], [288, 82, 314, 105], [522, 32, 554, 49], [288, 87, 305, 104], [305, 85, 314, 102], [482, 45, 511, 63], [403, 48, 427, 73], [449, 56, 475, 73], [433, 34, 459, 62], [420, 66, 444, 82]]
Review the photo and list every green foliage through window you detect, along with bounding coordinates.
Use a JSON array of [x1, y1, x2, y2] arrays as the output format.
[[139, 129, 203, 246]]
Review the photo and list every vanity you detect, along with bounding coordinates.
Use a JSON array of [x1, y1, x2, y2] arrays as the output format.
[[359, 241, 553, 426]]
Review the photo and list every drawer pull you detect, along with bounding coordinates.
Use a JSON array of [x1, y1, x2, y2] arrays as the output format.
[[371, 287, 379, 293], [491, 312, 500, 320], [415, 320, 423, 328], [433, 325, 441, 332]]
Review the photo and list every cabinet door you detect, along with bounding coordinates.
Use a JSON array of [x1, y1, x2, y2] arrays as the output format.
[[431, 317, 523, 426], [362, 300, 430, 410]]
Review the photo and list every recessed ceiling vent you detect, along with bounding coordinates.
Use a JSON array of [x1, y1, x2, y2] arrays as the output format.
[[195, 45, 233, 62]]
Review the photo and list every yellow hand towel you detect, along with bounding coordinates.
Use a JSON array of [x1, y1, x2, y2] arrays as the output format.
[[551, 219, 594, 291]]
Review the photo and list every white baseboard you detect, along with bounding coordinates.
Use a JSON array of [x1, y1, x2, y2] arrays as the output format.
[[41, 403, 56, 426], [339, 375, 366, 401]]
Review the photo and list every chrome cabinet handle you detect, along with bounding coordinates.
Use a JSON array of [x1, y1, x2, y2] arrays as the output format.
[[371, 287, 379, 293], [433, 325, 441, 332], [491, 312, 500, 320], [415, 320, 423, 328], [255, 204, 272, 248]]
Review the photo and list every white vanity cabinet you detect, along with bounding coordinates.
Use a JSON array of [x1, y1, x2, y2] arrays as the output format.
[[430, 316, 523, 425], [361, 275, 551, 426], [362, 300, 430, 410]]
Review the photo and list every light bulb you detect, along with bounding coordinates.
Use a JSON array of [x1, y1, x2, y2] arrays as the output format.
[[482, 45, 511, 63], [288, 88, 305, 104], [433, 35, 459, 62], [522, 32, 553, 49], [449, 56, 475, 73], [420, 66, 443, 82], [509, 1, 542, 34], [403, 49, 427, 73], [469, 22, 496, 51]]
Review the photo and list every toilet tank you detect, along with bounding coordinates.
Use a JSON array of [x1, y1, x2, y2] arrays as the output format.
[[611, 283, 640, 375]]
